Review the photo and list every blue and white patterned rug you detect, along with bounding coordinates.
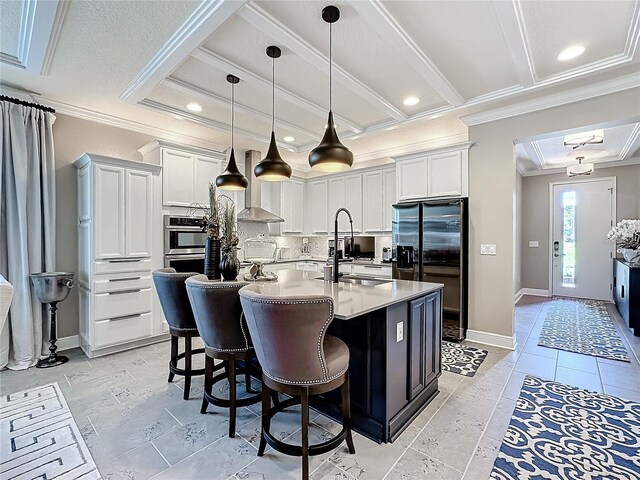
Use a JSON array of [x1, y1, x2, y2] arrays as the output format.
[[491, 375, 640, 480], [538, 297, 629, 362], [1, 382, 101, 479], [442, 342, 488, 377]]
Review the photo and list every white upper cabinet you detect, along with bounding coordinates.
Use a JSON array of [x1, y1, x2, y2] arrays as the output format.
[[161, 149, 193, 207], [310, 179, 328, 233], [394, 144, 470, 201], [328, 177, 347, 232], [125, 169, 153, 257], [94, 164, 125, 259], [363, 168, 395, 232], [281, 179, 304, 234], [345, 174, 362, 233], [140, 141, 225, 209], [194, 155, 223, 206]]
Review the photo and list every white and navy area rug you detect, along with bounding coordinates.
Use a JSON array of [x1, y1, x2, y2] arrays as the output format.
[[490, 375, 640, 480], [1, 383, 100, 479], [441, 342, 488, 377], [538, 297, 629, 362]]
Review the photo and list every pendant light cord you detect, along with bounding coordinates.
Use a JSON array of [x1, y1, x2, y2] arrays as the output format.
[[231, 82, 235, 148], [272, 55, 275, 132], [329, 21, 332, 112]]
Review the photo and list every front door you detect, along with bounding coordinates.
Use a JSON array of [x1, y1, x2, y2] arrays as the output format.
[[551, 178, 615, 300]]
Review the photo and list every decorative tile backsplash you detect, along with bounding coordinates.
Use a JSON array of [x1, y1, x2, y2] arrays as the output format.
[[237, 221, 391, 261]]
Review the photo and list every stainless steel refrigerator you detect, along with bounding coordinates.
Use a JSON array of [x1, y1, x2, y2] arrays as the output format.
[[392, 199, 468, 341]]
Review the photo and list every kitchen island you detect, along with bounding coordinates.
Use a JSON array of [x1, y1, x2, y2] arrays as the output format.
[[246, 269, 444, 443]]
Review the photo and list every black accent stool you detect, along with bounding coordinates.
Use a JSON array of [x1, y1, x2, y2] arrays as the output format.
[[37, 301, 68, 368], [168, 331, 206, 400]]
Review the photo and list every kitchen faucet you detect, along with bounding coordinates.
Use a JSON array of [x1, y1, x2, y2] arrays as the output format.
[[333, 208, 354, 283]]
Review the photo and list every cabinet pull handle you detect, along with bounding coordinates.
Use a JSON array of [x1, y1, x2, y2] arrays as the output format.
[[621, 285, 625, 299], [109, 277, 141, 282], [110, 313, 142, 321], [108, 259, 142, 263], [363, 265, 382, 269], [108, 289, 142, 295]]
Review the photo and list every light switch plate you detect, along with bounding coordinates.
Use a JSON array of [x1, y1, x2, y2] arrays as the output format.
[[480, 244, 497, 255], [529, 241, 539, 248], [396, 322, 403, 342]]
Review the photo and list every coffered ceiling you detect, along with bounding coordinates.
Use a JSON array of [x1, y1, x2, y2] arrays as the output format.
[[1, 0, 639, 172]]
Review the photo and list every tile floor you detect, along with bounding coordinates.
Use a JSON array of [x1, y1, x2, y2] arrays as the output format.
[[1, 296, 639, 480]]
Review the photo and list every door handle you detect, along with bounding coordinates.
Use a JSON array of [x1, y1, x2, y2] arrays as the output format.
[[553, 253, 560, 257]]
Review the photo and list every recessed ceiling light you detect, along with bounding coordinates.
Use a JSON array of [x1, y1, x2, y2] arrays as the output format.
[[283, 136, 295, 142], [186, 102, 203, 112], [403, 96, 420, 106], [172, 114, 183, 120], [557, 45, 585, 61]]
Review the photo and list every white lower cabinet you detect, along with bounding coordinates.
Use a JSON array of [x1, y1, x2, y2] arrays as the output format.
[[75, 153, 165, 358]]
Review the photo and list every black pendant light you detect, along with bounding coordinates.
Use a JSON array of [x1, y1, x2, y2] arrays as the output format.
[[254, 46, 292, 182], [216, 74, 248, 191], [308, 5, 353, 173]]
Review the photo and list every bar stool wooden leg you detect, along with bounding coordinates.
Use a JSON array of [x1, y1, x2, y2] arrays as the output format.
[[258, 380, 270, 457], [183, 336, 192, 400], [245, 360, 252, 393], [201, 355, 213, 414], [168, 335, 178, 383], [228, 357, 236, 438], [341, 371, 355, 454], [301, 387, 310, 480]]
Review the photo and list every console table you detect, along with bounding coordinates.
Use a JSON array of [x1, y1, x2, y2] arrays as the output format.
[[613, 259, 640, 336]]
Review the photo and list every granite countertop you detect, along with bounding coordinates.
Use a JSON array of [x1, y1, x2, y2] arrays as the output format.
[[241, 269, 442, 320]]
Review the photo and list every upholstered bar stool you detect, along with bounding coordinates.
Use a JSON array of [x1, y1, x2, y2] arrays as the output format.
[[185, 275, 261, 438], [239, 286, 356, 480], [152, 268, 205, 400]]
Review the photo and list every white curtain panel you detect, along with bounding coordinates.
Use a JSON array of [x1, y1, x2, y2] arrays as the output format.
[[0, 100, 56, 370]]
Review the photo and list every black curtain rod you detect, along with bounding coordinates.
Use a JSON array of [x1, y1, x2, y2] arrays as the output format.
[[0, 95, 55, 113]]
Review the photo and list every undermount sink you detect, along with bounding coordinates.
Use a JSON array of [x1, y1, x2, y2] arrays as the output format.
[[315, 275, 391, 287]]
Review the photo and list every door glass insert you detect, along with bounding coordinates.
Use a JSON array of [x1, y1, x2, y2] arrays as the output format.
[[562, 191, 576, 287]]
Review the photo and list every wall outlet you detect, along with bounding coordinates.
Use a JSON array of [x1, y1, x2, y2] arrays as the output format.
[[396, 322, 404, 342], [480, 244, 497, 255], [529, 241, 539, 248]]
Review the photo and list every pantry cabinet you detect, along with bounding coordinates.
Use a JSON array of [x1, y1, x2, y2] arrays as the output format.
[[75, 153, 164, 358], [394, 143, 471, 201]]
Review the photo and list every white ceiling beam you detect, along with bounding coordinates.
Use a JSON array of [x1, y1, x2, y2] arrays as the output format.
[[163, 76, 320, 141], [191, 47, 363, 133], [120, 0, 248, 104], [492, 0, 536, 88], [351, 1, 464, 106], [238, 3, 407, 121]]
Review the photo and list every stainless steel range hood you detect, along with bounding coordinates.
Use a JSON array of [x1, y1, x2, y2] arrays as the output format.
[[237, 150, 284, 223]]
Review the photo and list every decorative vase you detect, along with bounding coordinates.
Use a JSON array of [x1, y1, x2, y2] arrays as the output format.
[[620, 248, 640, 264], [220, 253, 239, 281], [204, 237, 221, 280]]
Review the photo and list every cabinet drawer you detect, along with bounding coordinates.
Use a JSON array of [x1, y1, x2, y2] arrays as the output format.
[[94, 288, 152, 320], [352, 264, 392, 278], [94, 312, 153, 348], [93, 273, 151, 293], [94, 258, 152, 274]]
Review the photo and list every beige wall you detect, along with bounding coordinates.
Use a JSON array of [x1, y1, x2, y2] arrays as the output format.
[[54, 114, 154, 337], [468, 87, 640, 339], [520, 163, 640, 290]]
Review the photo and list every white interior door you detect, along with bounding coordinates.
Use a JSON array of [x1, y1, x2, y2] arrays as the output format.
[[551, 178, 614, 300]]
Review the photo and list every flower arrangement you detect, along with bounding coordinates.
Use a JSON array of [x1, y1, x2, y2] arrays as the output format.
[[220, 197, 239, 259], [608, 219, 640, 263], [607, 219, 640, 249]]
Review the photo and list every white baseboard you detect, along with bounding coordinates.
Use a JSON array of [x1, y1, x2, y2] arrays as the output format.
[[466, 329, 516, 350], [522, 288, 550, 297], [514, 289, 524, 304], [57, 335, 80, 352]]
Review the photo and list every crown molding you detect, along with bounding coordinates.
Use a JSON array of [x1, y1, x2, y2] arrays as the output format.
[[120, 0, 247, 104], [238, 3, 407, 121], [359, 134, 470, 163], [191, 47, 363, 134], [619, 122, 640, 159], [520, 156, 640, 176], [137, 139, 225, 158], [351, 0, 463, 106], [1, 0, 60, 73], [461, 73, 640, 126], [36, 96, 226, 151], [40, 0, 69, 75]]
